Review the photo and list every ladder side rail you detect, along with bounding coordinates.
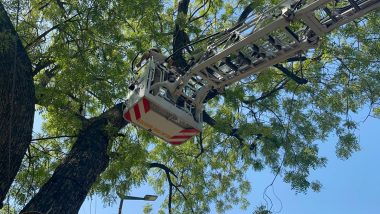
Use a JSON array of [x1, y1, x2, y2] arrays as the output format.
[[209, 13, 269, 48], [322, 0, 380, 34], [178, 17, 290, 92], [177, 0, 332, 93], [174, 0, 380, 110], [214, 0, 380, 87], [295, 0, 335, 16], [206, 0, 329, 50], [298, 0, 380, 35], [188, 0, 379, 87], [206, 0, 294, 48], [220, 41, 314, 86]]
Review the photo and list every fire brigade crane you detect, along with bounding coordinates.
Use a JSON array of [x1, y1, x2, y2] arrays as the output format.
[[123, 0, 380, 145]]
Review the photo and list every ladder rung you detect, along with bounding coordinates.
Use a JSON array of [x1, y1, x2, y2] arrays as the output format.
[[250, 44, 260, 57], [225, 57, 239, 71], [250, 44, 266, 58], [209, 66, 227, 78], [238, 51, 252, 65], [218, 62, 234, 74], [302, 14, 326, 35], [284, 27, 300, 43], [268, 35, 282, 50], [323, 7, 338, 23], [187, 82, 196, 89], [185, 85, 196, 93], [205, 67, 216, 76], [205, 67, 223, 80], [190, 77, 204, 87], [348, 0, 361, 11]]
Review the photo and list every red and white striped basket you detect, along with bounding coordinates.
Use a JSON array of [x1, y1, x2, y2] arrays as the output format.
[[123, 97, 199, 145]]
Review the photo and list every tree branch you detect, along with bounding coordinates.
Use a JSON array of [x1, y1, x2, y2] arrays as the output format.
[[118, 198, 124, 214], [148, 163, 195, 213], [148, 163, 177, 178], [38, 65, 59, 88], [32, 59, 55, 76], [195, 132, 204, 158], [202, 111, 244, 144], [273, 64, 308, 84], [286, 56, 308, 62], [237, 3, 254, 24], [31, 135, 77, 142], [148, 162, 177, 213], [172, 0, 191, 71], [25, 14, 78, 50], [228, 3, 254, 32], [188, 0, 212, 23], [242, 78, 289, 105]]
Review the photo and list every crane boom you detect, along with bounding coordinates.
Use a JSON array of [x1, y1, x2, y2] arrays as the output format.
[[175, 0, 380, 111], [124, 0, 380, 145]]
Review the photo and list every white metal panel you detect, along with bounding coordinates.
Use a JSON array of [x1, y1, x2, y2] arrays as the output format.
[[138, 110, 183, 140]]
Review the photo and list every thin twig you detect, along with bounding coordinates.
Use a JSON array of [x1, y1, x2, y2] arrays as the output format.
[[31, 135, 77, 142]]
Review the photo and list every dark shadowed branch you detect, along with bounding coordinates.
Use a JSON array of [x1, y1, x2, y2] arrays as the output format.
[[242, 78, 289, 105], [202, 111, 244, 144], [31, 135, 77, 142], [273, 64, 308, 85], [237, 3, 254, 24], [188, 0, 212, 23], [195, 132, 204, 158], [25, 14, 78, 50], [118, 198, 124, 214], [148, 162, 194, 213], [32, 59, 55, 76], [172, 0, 191, 71]]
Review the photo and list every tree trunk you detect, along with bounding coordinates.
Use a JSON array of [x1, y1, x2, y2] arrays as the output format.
[[21, 104, 127, 214], [172, 0, 190, 71], [0, 2, 35, 208]]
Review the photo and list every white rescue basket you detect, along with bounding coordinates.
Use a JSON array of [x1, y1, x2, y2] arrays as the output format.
[[123, 59, 201, 145]]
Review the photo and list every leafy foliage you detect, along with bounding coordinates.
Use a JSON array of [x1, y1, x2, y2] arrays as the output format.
[[2, 0, 379, 213]]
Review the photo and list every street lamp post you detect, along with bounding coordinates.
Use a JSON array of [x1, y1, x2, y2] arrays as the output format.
[[117, 194, 158, 214], [120, 195, 158, 201]]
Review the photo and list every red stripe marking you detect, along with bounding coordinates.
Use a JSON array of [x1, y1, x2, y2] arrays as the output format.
[[170, 135, 192, 140], [124, 111, 131, 121], [142, 97, 150, 113], [169, 141, 184, 145], [180, 129, 199, 133], [133, 104, 141, 120]]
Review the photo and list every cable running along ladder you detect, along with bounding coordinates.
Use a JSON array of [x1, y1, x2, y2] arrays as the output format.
[[123, 0, 380, 145]]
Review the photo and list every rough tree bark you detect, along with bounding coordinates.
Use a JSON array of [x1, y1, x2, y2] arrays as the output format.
[[0, 2, 35, 208], [172, 0, 190, 71], [21, 104, 127, 214]]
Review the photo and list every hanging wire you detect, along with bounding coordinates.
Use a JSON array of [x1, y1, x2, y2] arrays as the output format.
[[165, 31, 222, 62], [95, 196, 97, 214], [89, 197, 92, 214], [131, 52, 141, 73], [261, 77, 301, 212], [272, 184, 283, 213]]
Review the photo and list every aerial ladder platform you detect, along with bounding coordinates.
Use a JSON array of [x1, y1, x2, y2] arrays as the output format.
[[123, 0, 380, 145]]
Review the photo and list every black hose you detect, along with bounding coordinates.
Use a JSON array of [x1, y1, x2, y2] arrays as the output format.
[[131, 52, 141, 73]]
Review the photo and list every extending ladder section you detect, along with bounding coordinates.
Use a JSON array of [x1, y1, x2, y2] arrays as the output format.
[[173, 0, 380, 117]]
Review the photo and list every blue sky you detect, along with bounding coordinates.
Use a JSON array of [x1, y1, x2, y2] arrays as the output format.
[[72, 109, 380, 214]]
